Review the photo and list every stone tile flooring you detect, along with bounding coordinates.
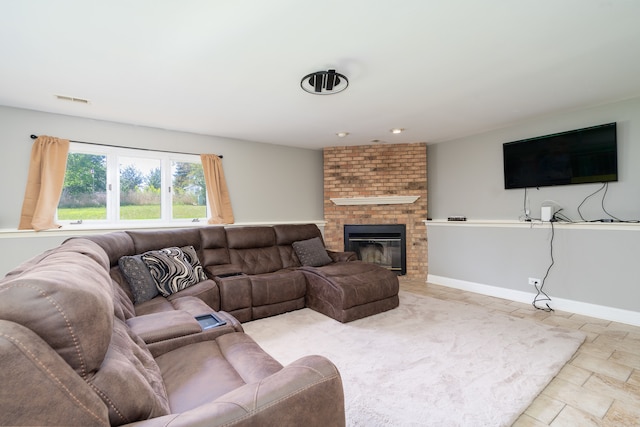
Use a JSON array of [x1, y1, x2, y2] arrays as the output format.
[[400, 278, 640, 426]]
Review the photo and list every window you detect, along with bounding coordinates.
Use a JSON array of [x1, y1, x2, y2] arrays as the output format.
[[58, 143, 207, 224], [58, 150, 108, 221], [171, 161, 207, 220], [118, 156, 162, 220]]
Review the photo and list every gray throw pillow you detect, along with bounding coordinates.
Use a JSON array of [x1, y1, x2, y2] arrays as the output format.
[[292, 237, 332, 267], [141, 246, 207, 297], [119, 254, 159, 304]]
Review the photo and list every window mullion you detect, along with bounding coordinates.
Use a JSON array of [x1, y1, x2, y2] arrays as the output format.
[[162, 158, 172, 221], [108, 152, 119, 222]]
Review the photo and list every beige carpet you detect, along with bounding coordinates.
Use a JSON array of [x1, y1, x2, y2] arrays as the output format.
[[242, 291, 585, 426]]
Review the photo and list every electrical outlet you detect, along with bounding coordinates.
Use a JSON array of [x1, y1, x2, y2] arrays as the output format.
[[528, 277, 541, 287]]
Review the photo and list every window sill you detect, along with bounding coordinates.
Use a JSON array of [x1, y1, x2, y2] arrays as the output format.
[[0, 222, 206, 238], [0, 219, 327, 238]]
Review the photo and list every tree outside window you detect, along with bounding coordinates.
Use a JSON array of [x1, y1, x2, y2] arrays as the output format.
[[172, 161, 206, 219], [58, 153, 107, 220], [118, 158, 161, 220]]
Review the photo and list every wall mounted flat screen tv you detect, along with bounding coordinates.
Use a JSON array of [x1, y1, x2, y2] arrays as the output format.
[[503, 122, 617, 189]]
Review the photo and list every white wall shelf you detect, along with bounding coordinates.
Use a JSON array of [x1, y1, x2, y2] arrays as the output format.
[[330, 195, 420, 206], [424, 219, 640, 231]]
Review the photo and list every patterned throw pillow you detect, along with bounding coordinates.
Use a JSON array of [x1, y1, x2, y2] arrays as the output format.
[[141, 246, 207, 297], [292, 237, 332, 267], [119, 254, 159, 304]]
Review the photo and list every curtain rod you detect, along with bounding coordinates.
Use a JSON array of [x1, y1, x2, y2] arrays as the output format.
[[29, 134, 222, 158]]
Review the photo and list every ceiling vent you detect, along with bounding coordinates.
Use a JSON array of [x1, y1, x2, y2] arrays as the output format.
[[55, 94, 90, 104]]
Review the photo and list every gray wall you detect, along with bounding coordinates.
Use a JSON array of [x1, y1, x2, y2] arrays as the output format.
[[0, 106, 324, 275], [428, 97, 640, 221], [427, 96, 640, 314]]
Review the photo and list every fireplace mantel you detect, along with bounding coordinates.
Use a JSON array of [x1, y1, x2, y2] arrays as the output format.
[[330, 195, 420, 206]]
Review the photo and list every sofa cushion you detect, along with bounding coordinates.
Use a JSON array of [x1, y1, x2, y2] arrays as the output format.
[[0, 239, 113, 377], [217, 275, 252, 314], [304, 261, 399, 309], [273, 223, 323, 245], [89, 318, 170, 425], [142, 246, 207, 297], [82, 231, 135, 268], [229, 247, 284, 275], [251, 270, 307, 307], [109, 267, 137, 319], [119, 254, 159, 304], [128, 228, 203, 255], [226, 226, 276, 249], [0, 239, 172, 426], [0, 320, 111, 426], [293, 237, 332, 267], [134, 295, 177, 316], [199, 226, 231, 266], [274, 224, 325, 268], [156, 333, 282, 413], [223, 227, 286, 275], [167, 279, 221, 312], [134, 293, 217, 318]]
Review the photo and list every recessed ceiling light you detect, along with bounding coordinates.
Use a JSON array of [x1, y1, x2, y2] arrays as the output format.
[[390, 128, 404, 134], [336, 132, 349, 138]]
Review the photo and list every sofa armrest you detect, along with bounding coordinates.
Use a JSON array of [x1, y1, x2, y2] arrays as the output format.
[[126, 311, 202, 344], [123, 355, 345, 427], [127, 310, 243, 358], [148, 312, 243, 357], [327, 250, 358, 263], [205, 264, 244, 278]]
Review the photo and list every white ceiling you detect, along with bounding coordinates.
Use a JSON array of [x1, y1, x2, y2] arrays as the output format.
[[2, 0, 640, 150]]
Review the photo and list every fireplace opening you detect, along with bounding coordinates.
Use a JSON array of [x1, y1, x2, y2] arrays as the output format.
[[344, 224, 406, 275]]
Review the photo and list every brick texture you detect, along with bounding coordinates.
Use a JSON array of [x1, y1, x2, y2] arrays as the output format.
[[323, 143, 427, 279]]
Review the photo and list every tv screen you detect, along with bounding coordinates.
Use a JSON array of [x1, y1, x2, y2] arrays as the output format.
[[503, 122, 617, 189]]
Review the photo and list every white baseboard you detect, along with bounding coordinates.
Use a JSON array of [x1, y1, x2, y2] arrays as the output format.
[[427, 274, 640, 327]]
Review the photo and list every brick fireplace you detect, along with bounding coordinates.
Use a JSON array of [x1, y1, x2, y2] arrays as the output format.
[[323, 142, 427, 279]]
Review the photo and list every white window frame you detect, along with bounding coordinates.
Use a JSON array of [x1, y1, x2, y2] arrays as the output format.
[[57, 142, 209, 227]]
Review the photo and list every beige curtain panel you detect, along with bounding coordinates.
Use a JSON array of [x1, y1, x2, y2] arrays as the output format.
[[200, 154, 234, 224], [18, 136, 70, 231]]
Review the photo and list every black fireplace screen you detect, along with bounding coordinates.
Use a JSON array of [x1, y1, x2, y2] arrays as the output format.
[[343, 224, 406, 275]]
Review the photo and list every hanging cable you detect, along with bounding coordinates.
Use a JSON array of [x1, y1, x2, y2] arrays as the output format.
[[521, 187, 534, 221], [577, 183, 606, 221], [533, 220, 555, 312], [551, 208, 574, 223], [601, 182, 622, 222]]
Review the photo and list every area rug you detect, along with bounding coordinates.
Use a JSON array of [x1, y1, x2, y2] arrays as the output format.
[[242, 291, 586, 426]]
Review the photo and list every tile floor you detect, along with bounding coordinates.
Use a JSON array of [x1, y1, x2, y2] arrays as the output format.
[[399, 278, 640, 426]]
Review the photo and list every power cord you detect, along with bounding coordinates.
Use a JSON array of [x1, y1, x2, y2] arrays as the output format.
[[524, 182, 638, 312], [577, 183, 606, 221], [533, 219, 555, 312], [577, 182, 639, 223], [522, 187, 531, 221], [551, 208, 573, 223]]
